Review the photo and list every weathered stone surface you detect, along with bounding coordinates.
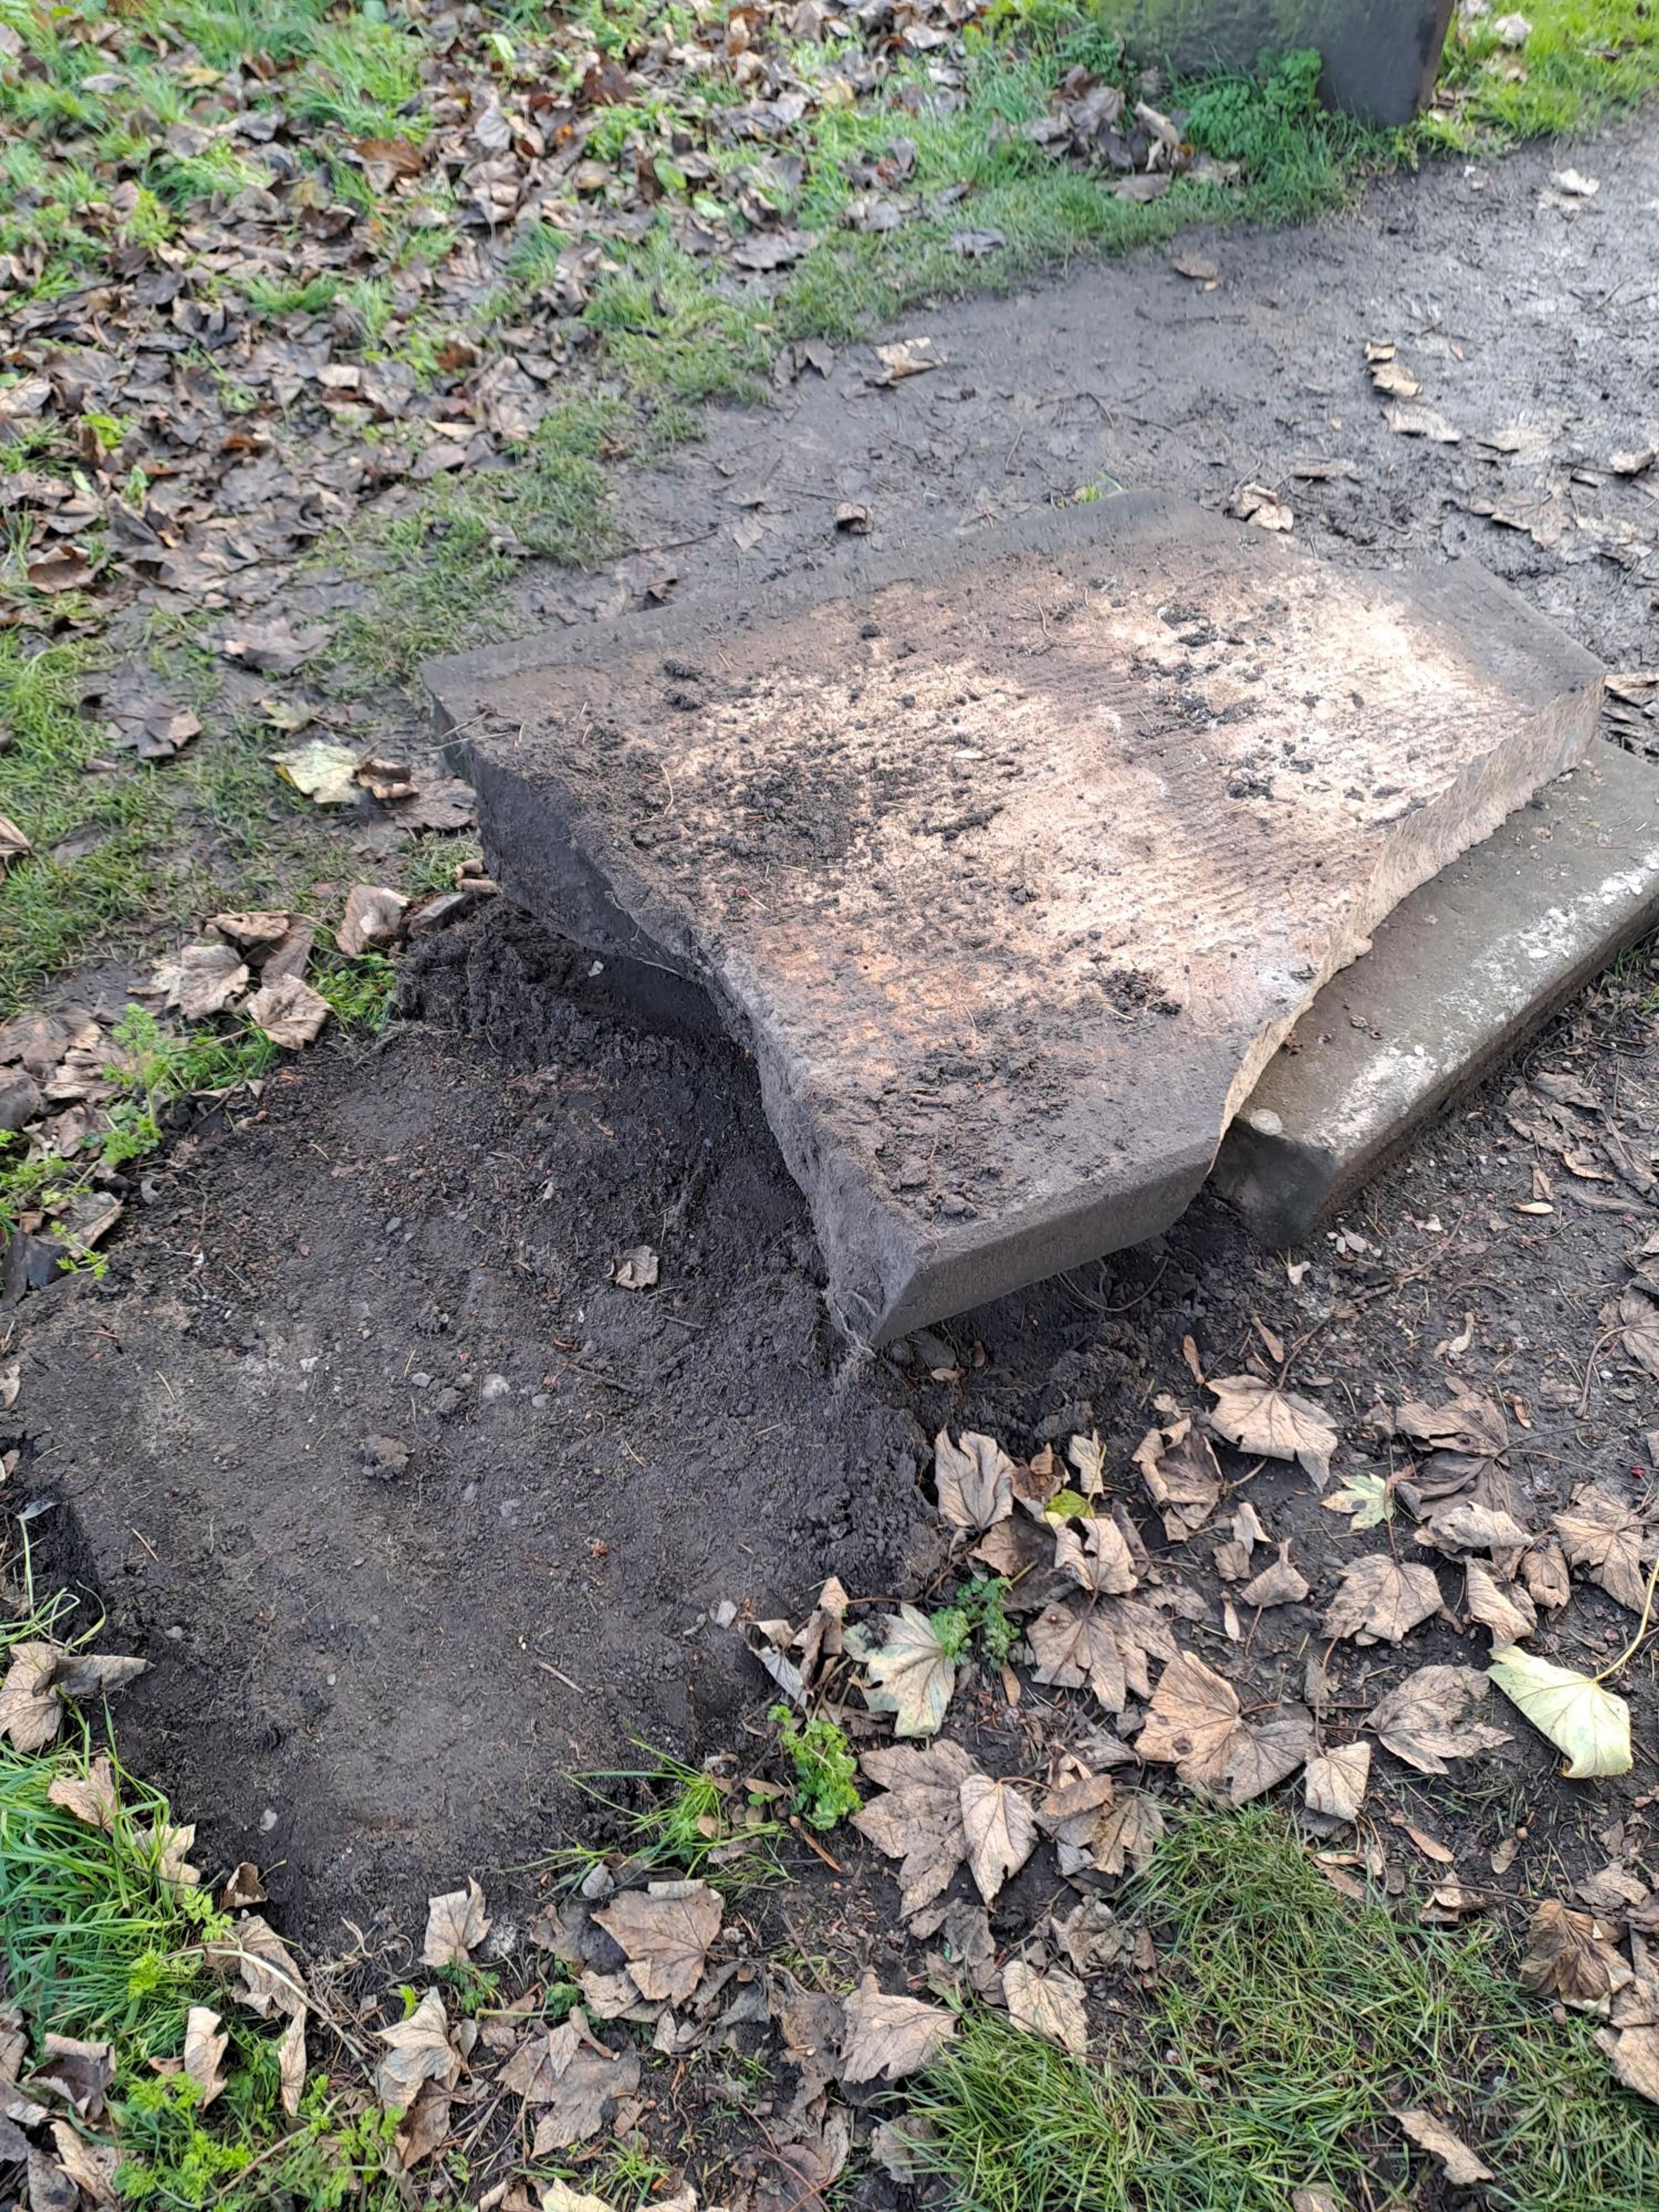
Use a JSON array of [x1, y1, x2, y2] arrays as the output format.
[[1212, 741, 1659, 1245], [427, 496, 1602, 1342], [1099, 0, 1456, 127]]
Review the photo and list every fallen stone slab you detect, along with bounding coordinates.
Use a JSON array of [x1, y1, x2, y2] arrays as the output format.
[[427, 495, 1602, 1343], [1211, 740, 1659, 1246]]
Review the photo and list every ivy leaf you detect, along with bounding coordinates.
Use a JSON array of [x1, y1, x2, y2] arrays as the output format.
[[1487, 1645, 1632, 1779]]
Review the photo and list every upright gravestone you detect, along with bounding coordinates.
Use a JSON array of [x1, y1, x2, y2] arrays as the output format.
[[1101, 0, 1456, 126]]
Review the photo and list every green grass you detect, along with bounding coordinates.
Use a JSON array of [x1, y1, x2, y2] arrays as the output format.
[[545, 1742, 787, 1891], [1435, 0, 1659, 137], [0, 1550, 397, 2210], [906, 1807, 1659, 2212], [327, 398, 627, 682]]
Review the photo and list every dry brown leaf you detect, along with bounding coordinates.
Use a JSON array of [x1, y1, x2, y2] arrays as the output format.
[[1036, 1772, 1116, 1878], [1395, 2110, 1492, 2185], [838, 1971, 955, 2082], [1608, 2024, 1659, 2105], [1053, 1516, 1138, 1596], [853, 1740, 978, 1922], [1395, 1391, 1507, 1456], [513, 2024, 641, 2152], [212, 911, 291, 950], [183, 2007, 228, 2110], [422, 1876, 490, 1967], [1090, 1792, 1166, 1876], [1135, 1651, 1242, 1789], [1367, 1665, 1510, 1775], [1554, 1484, 1655, 1614], [245, 974, 331, 1049], [1206, 1377, 1337, 1485], [0, 1644, 147, 1755], [374, 1989, 464, 2113], [30, 2036, 114, 2121], [1232, 482, 1293, 531], [1027, 1599, 1126, 1713], [1384, 402, 1462, 443], [156, 941, 248, 1021], [593, 1881, 722, 2003], [394, 2079, 453, 2171], [46, 1754, 118, 1831], [1322, 1554, 1442, 1645], [222, 1863, 267, 1910], [1519, 1899, 1630, 2012], [1131, 1416, 1222, 1538], [1464, 1560, 1536, 1645], [1241, 1541, 1309, 1608], [933, 1430, 1014, 1533], [338, 884, 408, 957], [1224, 1707, 1316, 1803], [1303, 1741, 1371, 1822], [1002, 1960, 1088, 2056], [277, 2012, 306, 2119], [213, 1914, 305, 2020], [1067, 1431, 1106, 1496], [48, 2122, 117, 2207], [959, 1773, 1036, 1904]]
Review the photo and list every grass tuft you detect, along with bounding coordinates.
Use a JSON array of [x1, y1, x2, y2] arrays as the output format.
[[907, 1806, 1659, 2212]]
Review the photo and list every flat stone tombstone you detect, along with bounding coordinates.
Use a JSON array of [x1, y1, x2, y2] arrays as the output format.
[[428, 496, 1601, 1343]]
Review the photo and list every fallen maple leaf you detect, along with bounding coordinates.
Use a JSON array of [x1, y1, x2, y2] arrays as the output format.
[[1131, 1416, 1221, 1538], [1395, 2109, 1491, 2185], [245, 974, 331, 1049], [1367, 1665, 1510, 1774], [838, 1971, 955, 2082], [422, 1876, 490, 1967], [593, 1881, 721, 2003], [1241, 1541, 1308, 1608], [959, 1773, 1036, 1904], [1322, 1554, 1442, 1645], [1053, 1516, 1138, 1596], [857, 1605, 956, 1736], [338, 884, 408, 957], [374, 1990, 463, 2113], [1487, 1645, 1631, 1778], [852, 1739, 978, 1923], [1322, 1472, 1393, 1529], [0, 1643, 146, 1754], [1207, 1377, 1337, 1485], [1553, 1484, 1656, 1614], [183, 2007, 228, 2110], [933, 1430, 1014, 1534], [1518, 1898, 1630, 2010], [1303, 1741, 1370, 1822], [1002, 1959, 1088, 2056]]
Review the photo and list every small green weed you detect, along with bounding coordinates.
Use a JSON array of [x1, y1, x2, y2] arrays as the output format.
[[769, 1705, 861, 1831], [931, 1576, 1019, 1665]]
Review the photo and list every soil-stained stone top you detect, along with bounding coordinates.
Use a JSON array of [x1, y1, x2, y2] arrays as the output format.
[[430, 496, 1602, 1341]]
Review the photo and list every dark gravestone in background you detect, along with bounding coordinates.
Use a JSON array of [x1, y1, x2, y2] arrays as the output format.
[[1103, 0, 1457, 125]]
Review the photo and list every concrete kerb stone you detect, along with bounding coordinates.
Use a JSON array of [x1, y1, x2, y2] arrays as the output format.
[[427, 495, 1604, 1342], [1211, 741, 1659, 1247]]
